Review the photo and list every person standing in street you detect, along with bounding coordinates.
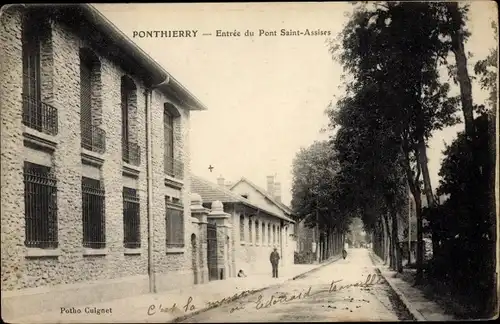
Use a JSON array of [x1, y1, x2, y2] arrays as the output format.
[[270, 247, 280, 278]]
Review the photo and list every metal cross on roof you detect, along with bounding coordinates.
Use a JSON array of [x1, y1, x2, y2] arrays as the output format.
[[208, 165, 214, 172]]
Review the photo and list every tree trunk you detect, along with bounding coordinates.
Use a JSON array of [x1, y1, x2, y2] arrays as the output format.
[[401, 143, 424, 284], [382, 212, 393, 268], [392, 209, 403, 273], [447, 2, 476, 144], [417, 138, 439, 257], [414, 195, 424, 284]]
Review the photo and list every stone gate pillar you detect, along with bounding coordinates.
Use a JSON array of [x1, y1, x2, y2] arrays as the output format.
[[190, 193, 210, 284], [208, 201, 231, 280]]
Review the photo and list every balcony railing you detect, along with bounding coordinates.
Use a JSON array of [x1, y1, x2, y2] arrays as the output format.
[[22, 94, 58, 136], [122, 141, 141, 166], [81, 123, 106, 154], [164, 155, 184, 180]]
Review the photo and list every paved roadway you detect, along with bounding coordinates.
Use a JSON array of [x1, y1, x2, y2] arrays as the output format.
[[179, 248, 412, 322]]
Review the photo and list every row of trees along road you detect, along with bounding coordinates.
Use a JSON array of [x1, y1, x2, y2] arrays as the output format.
[[290, 2, 497, 319]]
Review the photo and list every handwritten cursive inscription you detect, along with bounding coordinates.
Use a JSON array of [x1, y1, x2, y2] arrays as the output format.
[[244, 273, 383, 312], [147, 274, 383, 315]]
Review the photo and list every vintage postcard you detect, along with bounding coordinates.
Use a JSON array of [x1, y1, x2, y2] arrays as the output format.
[[0, 1, 498, 323]]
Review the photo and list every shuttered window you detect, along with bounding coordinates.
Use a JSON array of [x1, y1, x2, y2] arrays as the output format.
[[121, 82, 130, 147], [255, 220, 260, 243], [248, 219, 253, 243], [123, 187, 140, 248], [164, 111, 174, 159], [22, 14, 42, 130], [166, 197, 184, 248], [80, 57, 92, 147], [262, 222, 266, 244], [239, 215, 245, 242]]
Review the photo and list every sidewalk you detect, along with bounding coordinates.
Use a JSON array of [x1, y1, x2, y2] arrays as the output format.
[[8, 256, 341, 324], [370, 251, 455, 321]]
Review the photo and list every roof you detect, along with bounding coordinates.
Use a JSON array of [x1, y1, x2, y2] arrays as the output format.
[[26, 4, 207, 111], [229, 177, 295, 216], [191, 175, 295, 223]]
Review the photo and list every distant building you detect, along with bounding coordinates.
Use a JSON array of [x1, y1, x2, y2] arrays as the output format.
[[191, 175, 295, 276], [228, 175, 298, 265]]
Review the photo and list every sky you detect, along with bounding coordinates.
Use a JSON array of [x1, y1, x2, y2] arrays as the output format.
[[93, 2, 497, 207]]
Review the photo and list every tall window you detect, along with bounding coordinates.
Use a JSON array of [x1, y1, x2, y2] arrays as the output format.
[[248, 219, 253, 243], [82, 177, 105, 249], [239, 215, 245, 242], [273, 225, 276, 244], [80, 49, 104, 153], [166, 196, 185, 248], [24, 162, 58, 248], [121, 77, 139, 165], [164, 109, 174, 174], [22, 13, 44, 133], [121, 80, 130, 150], [123, 187, 140, 248], [268, 223, 271, 245], [255, 220, 260, 243], [80, 53, 92, 142], [262, 222, 266, 245]]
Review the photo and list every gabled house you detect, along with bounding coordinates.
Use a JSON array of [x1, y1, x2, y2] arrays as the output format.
[[226, 175, 297, 266], [191, 175, 295, 276]]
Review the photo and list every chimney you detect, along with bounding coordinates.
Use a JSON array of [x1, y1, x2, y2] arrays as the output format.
[[274, 181, 282, 202], [266, 175, 275, 197], [217, 175, 225, 187]]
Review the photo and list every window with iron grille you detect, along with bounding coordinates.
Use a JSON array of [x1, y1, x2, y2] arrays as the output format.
[[82, 177, 105, 249], [255, 220, 259, 243], [268, 223, 271, 244], [166, 196, 184, 248], [23, 162, 58, 248], [248, 218, 252, 243], [123, 187, 140, 248], [239, 215, 245, 242], [262, 222, 266, 245]]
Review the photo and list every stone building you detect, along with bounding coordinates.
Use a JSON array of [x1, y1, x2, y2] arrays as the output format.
[[228, 176, 297, 267], [191, 175, 295, 276], [0, 4, 207, 319]]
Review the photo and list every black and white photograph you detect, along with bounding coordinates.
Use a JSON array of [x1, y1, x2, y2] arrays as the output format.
[[0, 1, 498, 322]]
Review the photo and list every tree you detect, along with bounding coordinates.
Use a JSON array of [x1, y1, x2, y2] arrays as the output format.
[[329, 2, 460, 280], [435, 113, 495, 316], [291, 141, 350, 233]]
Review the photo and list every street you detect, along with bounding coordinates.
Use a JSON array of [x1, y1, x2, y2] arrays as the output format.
[[179, 249, 413, 322]]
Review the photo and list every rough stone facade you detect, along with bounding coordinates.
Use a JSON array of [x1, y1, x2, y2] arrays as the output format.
[[1, 6, 197, 318]]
